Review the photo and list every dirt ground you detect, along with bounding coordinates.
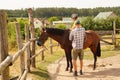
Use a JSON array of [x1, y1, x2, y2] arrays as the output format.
[[47, 54, 120, 80]]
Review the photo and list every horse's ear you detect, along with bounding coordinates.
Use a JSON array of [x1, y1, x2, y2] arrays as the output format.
[[42, 28, 46, 32]]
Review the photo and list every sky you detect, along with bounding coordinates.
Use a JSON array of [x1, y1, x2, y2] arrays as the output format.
[[0, 0, 120, 10]]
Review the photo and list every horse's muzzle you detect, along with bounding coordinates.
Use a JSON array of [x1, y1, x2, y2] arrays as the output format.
[[36, 39, 42, 46]]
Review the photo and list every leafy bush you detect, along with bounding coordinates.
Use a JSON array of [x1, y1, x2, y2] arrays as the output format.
[[55, 24, 66, 29], [116, 17, 120, 29], [81, 17, 94, 30], [82, 17, 120, 30], [17, 18, 29, 39], [48, 16, 59, 23], [7, 17, 17, 22], [7, 22, 17, 49], [35, 28, 40, 37], [7, 18, 29, 49]]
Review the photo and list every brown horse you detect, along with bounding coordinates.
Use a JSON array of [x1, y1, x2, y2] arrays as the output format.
[[36, 27, 101, 72]]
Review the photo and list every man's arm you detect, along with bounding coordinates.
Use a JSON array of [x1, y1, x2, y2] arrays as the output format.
[[70, 25, 76, 30], [69, 31, 74, 41]]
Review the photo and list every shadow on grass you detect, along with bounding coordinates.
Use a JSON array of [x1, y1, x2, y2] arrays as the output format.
[[30, 68, 49, 79]]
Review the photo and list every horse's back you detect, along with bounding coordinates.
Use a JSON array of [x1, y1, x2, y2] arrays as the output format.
[[83, 30, 100, 49], [86, 30, 99, 38]]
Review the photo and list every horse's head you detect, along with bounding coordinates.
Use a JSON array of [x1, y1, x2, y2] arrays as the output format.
[[36, 28, 48, 46]]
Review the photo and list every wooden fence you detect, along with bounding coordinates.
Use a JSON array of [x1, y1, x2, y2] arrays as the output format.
[[96, 21, 120, 46], [0, 9, 58, 80], [0, 10, 10, 80], [0, 10, 46, 80]]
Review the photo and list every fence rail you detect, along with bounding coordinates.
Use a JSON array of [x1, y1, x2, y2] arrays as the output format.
[[0, 55, 12, 73], [0, 9, 55, 80], [0, 10, 46, 80]]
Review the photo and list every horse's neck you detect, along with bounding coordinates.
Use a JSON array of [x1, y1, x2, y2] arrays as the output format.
[[48, 34, 62, 44], [46, 29, 69, 45]]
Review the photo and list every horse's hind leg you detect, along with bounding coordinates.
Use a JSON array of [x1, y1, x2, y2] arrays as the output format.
[[93, 54, 97, 70], [90, 46, 97, 70]]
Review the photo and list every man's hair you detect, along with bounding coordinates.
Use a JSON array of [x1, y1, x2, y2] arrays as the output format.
[[71, 13, 78, 19], [75, 20, 80, 25]]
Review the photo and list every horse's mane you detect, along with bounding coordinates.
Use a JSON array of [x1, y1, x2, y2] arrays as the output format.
[[45, 27, 69, 35]]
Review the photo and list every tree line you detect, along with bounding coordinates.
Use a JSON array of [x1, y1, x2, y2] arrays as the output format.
[[5, 6, 120, 19]]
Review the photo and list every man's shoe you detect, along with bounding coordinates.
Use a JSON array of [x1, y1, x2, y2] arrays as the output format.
[[73, 71, 78, 76], [80, 70, 83, 75]]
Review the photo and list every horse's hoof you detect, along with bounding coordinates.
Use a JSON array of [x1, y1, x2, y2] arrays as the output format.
[[93, 68, 96, 70], [65, 68, 68, 71], [69, 70, 73, 73]]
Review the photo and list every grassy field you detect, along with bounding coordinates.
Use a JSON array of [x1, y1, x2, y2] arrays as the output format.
[[27, 46, 65, 80], [9, 39, 120, 80], [84, 45, 120, 60], [9, 39, 65, 80]]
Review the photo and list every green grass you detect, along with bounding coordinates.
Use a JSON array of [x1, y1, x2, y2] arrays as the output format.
[[84, 45, 120, 60], [27, 44, 64, 80]]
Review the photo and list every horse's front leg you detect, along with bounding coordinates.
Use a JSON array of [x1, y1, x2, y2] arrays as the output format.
[[65, 50, 73, 72], [65, 53, 69, 71]]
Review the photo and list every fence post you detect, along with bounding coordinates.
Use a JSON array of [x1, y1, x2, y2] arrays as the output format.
[[25, 25, 31, 72], [41, 46, 45, 60], [50, 38, 53, 54], [15, 22, 25, 75], [27, 8, 36, 68], [0, 10, 9, 80], [113, 20, 116, 47]]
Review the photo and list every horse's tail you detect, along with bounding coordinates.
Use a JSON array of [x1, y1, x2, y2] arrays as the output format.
[[96, 41, 101, 57]]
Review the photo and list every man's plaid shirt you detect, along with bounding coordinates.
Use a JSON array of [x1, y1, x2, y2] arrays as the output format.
[[69, 27, 85, 49]]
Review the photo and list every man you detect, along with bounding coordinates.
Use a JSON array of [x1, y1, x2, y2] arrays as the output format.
[[70, 13, 79, 30], [69, 20, 85, 76]]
